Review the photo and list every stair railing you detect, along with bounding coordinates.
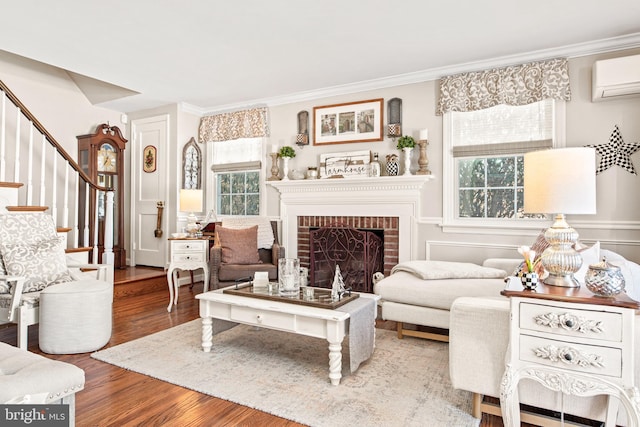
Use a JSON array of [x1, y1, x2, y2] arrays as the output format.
[[0, 79, 114, 265]]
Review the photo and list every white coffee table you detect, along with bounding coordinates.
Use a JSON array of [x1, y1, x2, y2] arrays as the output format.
[[196, 287, 378, 385]]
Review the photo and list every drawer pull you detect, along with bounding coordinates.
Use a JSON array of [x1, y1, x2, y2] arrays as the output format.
[[534, 345, 605, 369], [534, 312, 603, 334]]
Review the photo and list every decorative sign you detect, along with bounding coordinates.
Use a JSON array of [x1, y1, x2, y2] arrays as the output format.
[[143, 145, 157, 173], [320, 150, 371, 178]]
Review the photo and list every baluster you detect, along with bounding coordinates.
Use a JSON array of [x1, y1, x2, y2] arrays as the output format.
[[62, 164, 69, 228], [83, 184, 90, 248], [51, 155, 58, 222], [39, 134, 46, 206], [92, 189, 99, 263], [0, 90, 5, 181], [13, 112, 20, 184], [26, 124, 34, 205], [102, 191, 115, 265], [71, 170, 79, 249]]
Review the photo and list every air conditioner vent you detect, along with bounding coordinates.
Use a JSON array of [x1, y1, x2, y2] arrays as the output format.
[[592, 54, 640, 102]]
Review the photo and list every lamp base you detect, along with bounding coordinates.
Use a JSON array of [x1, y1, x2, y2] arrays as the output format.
[[540, 213, 582, 288]]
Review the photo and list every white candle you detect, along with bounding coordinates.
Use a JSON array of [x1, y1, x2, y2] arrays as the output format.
[[271, 144, 279, 153], [419, 128, 429, 141]]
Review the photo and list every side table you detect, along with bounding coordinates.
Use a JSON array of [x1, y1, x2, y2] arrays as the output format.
[[500, 281, 640, 426], [166, 237, 212, 312]]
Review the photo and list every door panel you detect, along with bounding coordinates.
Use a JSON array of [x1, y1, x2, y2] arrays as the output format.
[[131, 116, 168, 267]]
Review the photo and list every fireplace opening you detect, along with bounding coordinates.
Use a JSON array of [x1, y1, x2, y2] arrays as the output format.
[[309, 225, 384, 293]]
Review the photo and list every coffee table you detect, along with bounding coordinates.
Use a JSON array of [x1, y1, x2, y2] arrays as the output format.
[[196, 287, 378, 385]]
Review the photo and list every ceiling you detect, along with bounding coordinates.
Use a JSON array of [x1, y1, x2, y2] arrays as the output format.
[[2, 0, 640, 114]]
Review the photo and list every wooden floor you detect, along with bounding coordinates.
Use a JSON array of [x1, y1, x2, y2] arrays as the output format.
[[0, 266, 577, 427]]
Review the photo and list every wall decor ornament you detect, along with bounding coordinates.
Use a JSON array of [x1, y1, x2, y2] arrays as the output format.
[[296, 111, 310, 147], [387, 98, 402, 138], [319, 151, 371, 179], [182, 137, 202, 189], [313, 99, 383, 145], [143, 145, 157, 173], [586, 125, 640, 175]]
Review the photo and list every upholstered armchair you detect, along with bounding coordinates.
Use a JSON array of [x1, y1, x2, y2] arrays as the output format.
[[0, 213, 113, 351], [209, 218, 285, 290]]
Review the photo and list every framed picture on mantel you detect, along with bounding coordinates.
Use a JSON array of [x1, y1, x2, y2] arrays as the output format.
[[313, 98, 384, 145]]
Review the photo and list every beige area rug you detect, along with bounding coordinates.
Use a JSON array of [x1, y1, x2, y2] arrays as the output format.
[[92, 320, 479, 427]]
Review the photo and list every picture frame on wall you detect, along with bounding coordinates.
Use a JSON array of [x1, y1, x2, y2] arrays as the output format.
[[313, 98, 384, 145]]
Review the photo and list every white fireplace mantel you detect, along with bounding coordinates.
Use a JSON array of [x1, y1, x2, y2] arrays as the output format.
[[267, 175, 434, 261]]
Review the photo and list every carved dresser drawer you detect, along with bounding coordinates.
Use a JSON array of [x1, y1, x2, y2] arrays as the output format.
[[519, 302, 623, 342], [519, 334, 622, 377]]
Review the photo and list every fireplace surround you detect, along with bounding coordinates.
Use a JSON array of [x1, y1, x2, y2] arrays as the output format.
[[267, 176, 433, 281]]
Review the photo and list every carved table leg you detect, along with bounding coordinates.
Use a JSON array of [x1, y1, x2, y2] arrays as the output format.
[[166, 266, 175, 312], [327, 340, 343, 385], [500, 364, 521, 427], [201, 317, 213, 353]]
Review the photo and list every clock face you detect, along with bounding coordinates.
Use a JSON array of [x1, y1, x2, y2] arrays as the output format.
[[98, 144, 117, 173]]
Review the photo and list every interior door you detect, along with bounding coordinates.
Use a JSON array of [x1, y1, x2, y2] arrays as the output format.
[[131, 115, 169, 267]]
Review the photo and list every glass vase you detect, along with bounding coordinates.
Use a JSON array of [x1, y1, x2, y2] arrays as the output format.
[[278, 258, 300, 297]]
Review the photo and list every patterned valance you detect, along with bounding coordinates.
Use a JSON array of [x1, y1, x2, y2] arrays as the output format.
[[199, 107, 269, 142], [436, 58, 571, 115]]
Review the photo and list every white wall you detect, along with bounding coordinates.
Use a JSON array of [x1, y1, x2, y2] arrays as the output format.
[[266, 48, 640, 264]]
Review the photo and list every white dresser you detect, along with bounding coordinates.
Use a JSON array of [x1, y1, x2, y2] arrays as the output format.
[[166, 237, 211, 312], [500, 281, 640, 426]]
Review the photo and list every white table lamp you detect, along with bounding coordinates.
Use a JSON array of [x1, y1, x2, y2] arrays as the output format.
[[524, 147, 596, 287], [180, 189, 203, 237]]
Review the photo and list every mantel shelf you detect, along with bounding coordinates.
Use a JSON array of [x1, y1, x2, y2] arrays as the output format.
[[267, 175, 435, 194]]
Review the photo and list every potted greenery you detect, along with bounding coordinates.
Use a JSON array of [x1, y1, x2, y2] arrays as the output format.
[[396, 135, 415, 176], [396, 135, 416, 150], [279, 146, 296, 180]]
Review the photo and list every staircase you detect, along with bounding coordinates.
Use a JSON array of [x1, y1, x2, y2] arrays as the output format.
[[0, 79, 114, 265]]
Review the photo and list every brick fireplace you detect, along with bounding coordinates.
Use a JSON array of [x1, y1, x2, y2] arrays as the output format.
[[297, 215, 399, 276], [267, 175, 432, 280]]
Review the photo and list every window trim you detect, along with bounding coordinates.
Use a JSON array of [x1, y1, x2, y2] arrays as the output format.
[[441, 101, 566, 233]]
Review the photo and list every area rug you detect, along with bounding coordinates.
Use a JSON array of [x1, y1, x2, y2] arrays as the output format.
[[92, 320, 479, 427]]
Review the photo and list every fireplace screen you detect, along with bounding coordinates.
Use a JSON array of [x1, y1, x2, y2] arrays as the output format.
[[309, 225, 383, 293]]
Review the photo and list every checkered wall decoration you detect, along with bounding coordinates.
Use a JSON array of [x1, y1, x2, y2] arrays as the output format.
[[587, 125, 640, 175]]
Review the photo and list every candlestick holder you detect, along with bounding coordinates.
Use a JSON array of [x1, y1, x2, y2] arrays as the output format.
[[268, 152, 281, 181], [416, 139, 431, 175]]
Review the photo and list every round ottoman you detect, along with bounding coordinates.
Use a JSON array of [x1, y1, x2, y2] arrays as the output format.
[[38, 279, 113, 354]]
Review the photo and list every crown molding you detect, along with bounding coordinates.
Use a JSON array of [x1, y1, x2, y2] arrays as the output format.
[[188, 33, 640, 116]]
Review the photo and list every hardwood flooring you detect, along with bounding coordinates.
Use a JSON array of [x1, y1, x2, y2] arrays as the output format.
[[0, 267, 588, 427]]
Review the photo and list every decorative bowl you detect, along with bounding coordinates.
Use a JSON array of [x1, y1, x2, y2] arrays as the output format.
[[171, 232, 188, 239], [585, 257, 625, 297]]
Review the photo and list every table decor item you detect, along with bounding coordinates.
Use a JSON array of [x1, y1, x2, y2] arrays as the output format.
[[517, 245, 538, 290], [386, 153, 399, 176], [278, 258, 300, 297], [585, 257, 626, 296]]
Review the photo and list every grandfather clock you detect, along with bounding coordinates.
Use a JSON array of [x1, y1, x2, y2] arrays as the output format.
[[77, 124, 127, 268]]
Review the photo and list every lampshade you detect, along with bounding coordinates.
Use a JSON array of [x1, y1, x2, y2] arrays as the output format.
[[524, 147, 596, 215], [179, 189, 203, 213]]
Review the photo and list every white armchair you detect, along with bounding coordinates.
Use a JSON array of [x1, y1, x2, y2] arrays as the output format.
[[0, 213, 113, 350]]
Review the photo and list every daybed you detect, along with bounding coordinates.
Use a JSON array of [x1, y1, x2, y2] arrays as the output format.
[[373, 258, 520, 341]]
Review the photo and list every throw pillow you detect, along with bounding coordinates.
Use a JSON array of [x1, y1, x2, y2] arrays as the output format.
[[216, 225, 261, 265], [221, 217, 275, 249], [0, 236, 73, 293]]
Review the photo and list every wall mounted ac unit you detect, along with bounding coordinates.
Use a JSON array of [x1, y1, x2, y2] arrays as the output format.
[[592, 54, 640, 102]]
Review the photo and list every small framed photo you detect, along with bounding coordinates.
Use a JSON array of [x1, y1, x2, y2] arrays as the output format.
[[313, 99, 384, 145], [143, 145, 157, 173]]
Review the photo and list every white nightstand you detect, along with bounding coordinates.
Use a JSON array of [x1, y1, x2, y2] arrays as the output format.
[[500, 281, 640, 426], [166, 237, 212, 312]]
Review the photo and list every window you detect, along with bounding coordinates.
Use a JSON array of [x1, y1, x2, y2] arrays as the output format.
[[209, 138, 264, 216], [443, 99, 564, 229]]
